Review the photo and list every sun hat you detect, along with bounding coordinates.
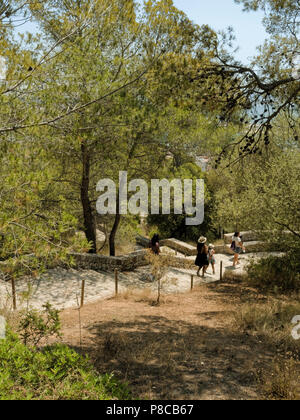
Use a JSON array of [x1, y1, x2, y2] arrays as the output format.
[[198, 236, 207, 243], [208, 243, 214, 248]]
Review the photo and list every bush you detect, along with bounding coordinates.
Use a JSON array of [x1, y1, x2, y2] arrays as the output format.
[[247, 254, 300, 292], [0, 331, 131, 400], [18, 303, 61, 346]]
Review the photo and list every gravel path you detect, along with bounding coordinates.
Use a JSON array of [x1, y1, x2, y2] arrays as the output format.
[[0, 252, 282, 311]]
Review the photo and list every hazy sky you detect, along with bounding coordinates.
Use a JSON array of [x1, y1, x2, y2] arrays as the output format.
[[17, 0, 268, 64]]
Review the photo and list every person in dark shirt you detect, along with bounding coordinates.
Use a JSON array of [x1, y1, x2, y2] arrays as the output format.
[[150, 234, 160, 255], [195, 236, 209, 277]]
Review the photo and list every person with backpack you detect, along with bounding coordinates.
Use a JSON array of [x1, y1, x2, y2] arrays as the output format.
[[195, 236, 209, 277], [231, 232, 245, 267]]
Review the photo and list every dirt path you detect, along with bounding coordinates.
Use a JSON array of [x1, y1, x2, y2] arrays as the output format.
[[57, 280, 275, 400]]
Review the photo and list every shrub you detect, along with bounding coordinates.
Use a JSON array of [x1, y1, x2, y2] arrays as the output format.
[[0, 331, 131, 400], [18, 303, 61, 346], [247, 254, 300, 292]]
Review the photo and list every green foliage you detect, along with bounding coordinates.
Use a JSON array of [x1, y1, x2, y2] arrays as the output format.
[[0, 0, 298, 267], [148, 162, 217, 241], [213, 144, 300, 237], [0, 0, 225, 257], [18, 303, 61, 347], [0, 138, 90, 280], [247, 253, 300, 292], [0, 331, 131, 400]]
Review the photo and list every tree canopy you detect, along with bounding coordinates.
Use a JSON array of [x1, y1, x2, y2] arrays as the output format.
[[0, 0, 299, 277]]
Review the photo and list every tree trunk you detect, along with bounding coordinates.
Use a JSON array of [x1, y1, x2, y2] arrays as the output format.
[[80, 141, 96, 253], [109, 192, 121, 256]]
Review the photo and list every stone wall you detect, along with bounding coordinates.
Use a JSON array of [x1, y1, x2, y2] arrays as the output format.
[[136, 234, 151, 248], [69, 232, 281, 273], [217, 241, 270, 255], [136, 235, 198, 256], [161, 238, 197, 256], [69, 250, 149, 272], [224, 231, 260, 244], [69, 249, 196, 272], [136, 235, 231, 256], [223, 230, 297, 245], [223, 231, 280, 253], [162, 255, 195, 269]]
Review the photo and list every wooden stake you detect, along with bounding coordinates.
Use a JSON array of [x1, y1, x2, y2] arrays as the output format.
[[80, 279, 85, 308], [11, 277, 17, 310], [115, 269, 118, 297], [220, 261, 223, 281], [157, 278, 161, 305], [191, 275, 194, 291]]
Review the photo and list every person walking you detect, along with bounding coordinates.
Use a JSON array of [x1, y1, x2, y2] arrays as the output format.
[[232, 232, 245, 267], [195, 236, 209, 277]]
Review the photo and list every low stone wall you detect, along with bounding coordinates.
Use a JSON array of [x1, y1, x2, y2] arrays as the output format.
[[214, 244, 230, 254], [161, 238, 197, 256], [223, 241, 277, 254], [136, 235, 198, 256], [224, 231, 260, 244], [1, 233, 279, 278], [70, 250, 149, 272], [0, 247, 195, 278], [69, 249, 196, 273], [136, 235, 229, 256], [223, 230, 297, 245], [68, 233, 278, 274], [136, 235, 151, 248], [160, 254, 195, 270]]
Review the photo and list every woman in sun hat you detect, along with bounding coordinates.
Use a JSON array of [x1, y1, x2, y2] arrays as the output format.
[[195, 236, 209, 277]]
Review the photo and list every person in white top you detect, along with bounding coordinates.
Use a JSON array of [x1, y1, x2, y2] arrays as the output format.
[[208, 244, 216, 275], [232, 232, 245, 267]]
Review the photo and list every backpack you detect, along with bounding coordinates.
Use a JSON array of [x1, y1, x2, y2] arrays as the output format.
[[230, 241, 235, 250]]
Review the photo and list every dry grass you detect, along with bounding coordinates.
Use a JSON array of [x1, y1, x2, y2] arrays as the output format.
[[233, 299, 300, 358], [257, 358, 300, 400], [117, 287, 160, 304], [0, 297, 20, 332], [5, 275, 297, 400], [233, 296, 300, 400], [57, 282, 284, 400], [95, 322, 209, 399]]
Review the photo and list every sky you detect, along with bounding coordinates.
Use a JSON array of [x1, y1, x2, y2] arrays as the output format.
[[172, 0, 268, 63], [16, 0, 268, 65]]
